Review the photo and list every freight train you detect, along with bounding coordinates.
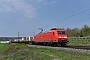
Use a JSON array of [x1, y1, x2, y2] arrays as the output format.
[[11, 28, 68, 46], [33, 28, 68, 46]]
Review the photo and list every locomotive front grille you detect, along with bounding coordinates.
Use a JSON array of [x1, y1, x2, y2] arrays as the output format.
[[58, 39, 68, 43]]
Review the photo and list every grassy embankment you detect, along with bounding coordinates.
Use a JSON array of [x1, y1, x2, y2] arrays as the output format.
[[68, 39, 90, 46], [0, 43, 90, 60]]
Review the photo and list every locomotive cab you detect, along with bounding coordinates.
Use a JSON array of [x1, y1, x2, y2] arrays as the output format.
[[57, 30, 68, 46], [51, 28, 68, 46], [57, 31, 67, 40]]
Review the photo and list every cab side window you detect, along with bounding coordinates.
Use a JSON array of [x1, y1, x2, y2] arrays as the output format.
[[53, 32, 54, 35]]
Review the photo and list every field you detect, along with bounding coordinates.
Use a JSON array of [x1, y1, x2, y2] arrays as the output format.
[[68, 37, 90, 46], [0, 43, 90, 60]]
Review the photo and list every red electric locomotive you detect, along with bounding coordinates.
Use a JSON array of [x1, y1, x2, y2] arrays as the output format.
[[34, 28, 68, 46]]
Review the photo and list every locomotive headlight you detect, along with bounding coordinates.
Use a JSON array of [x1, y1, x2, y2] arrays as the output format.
[[64, 37, 67, 38], [59, 36, 62, 38], [59, 36, 67, 38]]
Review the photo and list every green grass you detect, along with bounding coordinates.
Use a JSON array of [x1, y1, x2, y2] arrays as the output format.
[[0, 44, 8, 52], [35, 48, 90, 60], [14, 43, 27, 50], [0, 43, 90, 60], [0, 44, 6, 51], [0, 43, 43, 60], [68, 39, 90, 46]]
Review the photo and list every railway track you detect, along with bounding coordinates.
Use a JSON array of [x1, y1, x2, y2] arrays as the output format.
[[64, 46, 90, 50], [27, 44, 90, 54]]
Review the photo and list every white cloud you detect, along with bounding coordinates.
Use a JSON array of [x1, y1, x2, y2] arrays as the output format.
[[30, 0, 44, 3], [43, 1, 57, 6], [0, 0, 36, 18], [0, 0, 57, 18]]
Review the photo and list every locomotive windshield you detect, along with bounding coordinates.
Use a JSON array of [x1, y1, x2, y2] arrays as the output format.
[[57, 31, 66, 34]]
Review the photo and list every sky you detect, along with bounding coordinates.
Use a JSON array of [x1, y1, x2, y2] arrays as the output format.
[[0, 0, 90, 37]]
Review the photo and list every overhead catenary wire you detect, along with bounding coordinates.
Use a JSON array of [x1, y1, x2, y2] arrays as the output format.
[[42, 3, 90, 28], [32, 14, 90, 35], [31, 4, 90, 35], [43, 8, 90, 28], [32, 8, 90, 35], [55, 13, 90, 28], [59, 17, 90, 28]]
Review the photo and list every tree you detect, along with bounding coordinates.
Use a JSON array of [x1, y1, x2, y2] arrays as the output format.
[[66, 24, 90, 37], [81, 24, 90, 36]]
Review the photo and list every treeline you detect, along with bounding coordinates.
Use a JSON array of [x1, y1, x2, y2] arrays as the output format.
[[66, 24, 90, 37]]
